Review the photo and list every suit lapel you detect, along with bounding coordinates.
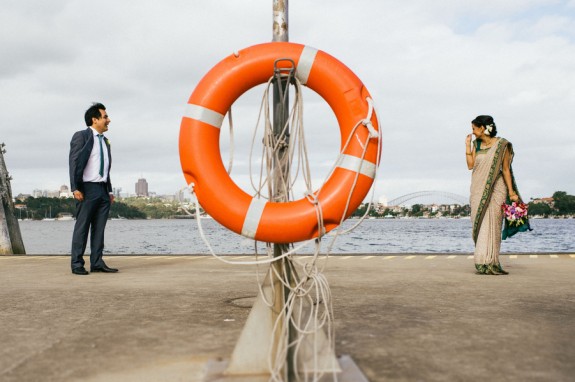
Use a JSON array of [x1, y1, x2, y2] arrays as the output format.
[[85, 128, 94, 151], [79, 129, 94, 169]]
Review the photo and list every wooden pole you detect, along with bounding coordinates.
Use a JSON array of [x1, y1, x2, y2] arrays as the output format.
[[0, 143, 26, 255]]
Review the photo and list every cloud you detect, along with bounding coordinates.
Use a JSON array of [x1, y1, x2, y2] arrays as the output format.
[[1, 0, 574, 203]]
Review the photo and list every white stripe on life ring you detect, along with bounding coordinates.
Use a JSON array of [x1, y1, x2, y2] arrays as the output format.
[[184, 104, 224, 128], [241, 198, 268, 239], [296, 46, 318, 85], [336, 154, 376, 179]]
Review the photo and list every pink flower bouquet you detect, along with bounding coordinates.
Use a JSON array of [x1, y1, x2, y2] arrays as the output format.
[[501, 201, 529, 227]]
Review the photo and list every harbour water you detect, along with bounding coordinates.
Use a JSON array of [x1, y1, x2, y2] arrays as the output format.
[[17, 218, 574, 255]]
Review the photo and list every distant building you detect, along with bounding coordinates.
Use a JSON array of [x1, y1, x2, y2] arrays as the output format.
[[378, 195, 388, 207], [59, 185, 71, 198], [175, 189, 185, 203], [113, 187, 122, 199], [135, 178, 149, 197], [532, 197, 554, 207]]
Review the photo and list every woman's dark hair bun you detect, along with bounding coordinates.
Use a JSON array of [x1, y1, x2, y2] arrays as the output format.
[[471, 115, 497, 137]]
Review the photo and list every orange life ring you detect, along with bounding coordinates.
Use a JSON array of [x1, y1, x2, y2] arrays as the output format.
[[180, 42, 380, 243]]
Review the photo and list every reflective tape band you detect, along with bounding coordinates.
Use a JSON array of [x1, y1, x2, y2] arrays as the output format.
[[296, 46, 318, 85], [241, 198, 268, 239], [183, 104, 224, 128], [336, 154, 376, 179]]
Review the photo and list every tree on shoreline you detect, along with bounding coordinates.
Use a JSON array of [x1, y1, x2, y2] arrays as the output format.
[[551, 191, 575, 216], [349, 191, 574, 219], [14, 197, 145, 220], [13, 191, 575, 220]]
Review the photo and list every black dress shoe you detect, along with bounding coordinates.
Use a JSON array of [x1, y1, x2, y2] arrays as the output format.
[[72, 267, 89, 275], [91, 265, 118, 273]]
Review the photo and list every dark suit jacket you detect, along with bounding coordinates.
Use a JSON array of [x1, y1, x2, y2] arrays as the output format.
[[69, 128, 112, 194]]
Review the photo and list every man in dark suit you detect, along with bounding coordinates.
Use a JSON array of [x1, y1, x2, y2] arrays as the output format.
[[69, 103, 118, 275]]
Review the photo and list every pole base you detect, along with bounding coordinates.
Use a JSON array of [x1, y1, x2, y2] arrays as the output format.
[[203, 354, 369, 382]]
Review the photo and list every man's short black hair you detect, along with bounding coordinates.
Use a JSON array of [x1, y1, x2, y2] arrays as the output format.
[[84, 102, 106, 126]]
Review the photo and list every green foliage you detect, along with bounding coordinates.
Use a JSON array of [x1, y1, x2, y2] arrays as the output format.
[[110, 201, 147, 219], [450, 204, 471, 217], [381, 208, 398, 217], [118, 197, 186, 219], [351, 203, 369, 217], [527, 202, 552, 217], [15, 196, 149, 220], [523, 191, 575, 217], [551, 191, 575, 215], [349, 191, 574, 219], [351, 203, 381, 217], [410, 204, 423, 217], [16, 197, 75, 220], [15, 191, 574, 220]]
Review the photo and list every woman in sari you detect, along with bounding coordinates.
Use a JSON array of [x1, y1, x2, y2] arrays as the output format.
[[466, 115, 519, 275]]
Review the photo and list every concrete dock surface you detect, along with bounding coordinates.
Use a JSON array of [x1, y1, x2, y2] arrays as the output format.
[[1, 253, 574, 382]]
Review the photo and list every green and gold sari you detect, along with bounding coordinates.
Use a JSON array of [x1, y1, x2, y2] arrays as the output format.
[[470, 138, 513, 275]]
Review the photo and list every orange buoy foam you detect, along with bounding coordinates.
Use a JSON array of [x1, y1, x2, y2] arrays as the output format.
[[180, 42, 380, 243]]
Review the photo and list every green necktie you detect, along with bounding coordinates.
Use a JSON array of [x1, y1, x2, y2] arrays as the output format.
[[98, 135, 104, 177]]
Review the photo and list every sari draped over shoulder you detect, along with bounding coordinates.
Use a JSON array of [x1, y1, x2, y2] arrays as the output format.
[[470, 138, 512, 275]]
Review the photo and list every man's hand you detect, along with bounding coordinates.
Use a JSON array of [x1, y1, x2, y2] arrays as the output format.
[[73, 190, 84, 202]]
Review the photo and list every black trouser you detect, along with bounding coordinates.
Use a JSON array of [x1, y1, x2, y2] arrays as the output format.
[[71, 182, 111, 270]]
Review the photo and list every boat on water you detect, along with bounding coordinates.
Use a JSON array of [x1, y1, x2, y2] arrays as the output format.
[[42, 206, 56, 221], [56, 213, 74, 221]]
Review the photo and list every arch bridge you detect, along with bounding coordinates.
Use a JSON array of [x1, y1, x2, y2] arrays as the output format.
[[387, 191, 468, 206]]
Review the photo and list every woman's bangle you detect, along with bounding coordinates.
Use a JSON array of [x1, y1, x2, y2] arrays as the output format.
[[466, 152, 472, 156]]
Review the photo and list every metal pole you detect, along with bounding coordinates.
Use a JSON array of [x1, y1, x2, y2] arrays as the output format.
[[273, 0, 288, 42], [271, 1, 293, 380]]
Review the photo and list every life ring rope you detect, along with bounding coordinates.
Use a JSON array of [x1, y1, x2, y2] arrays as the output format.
[[316, 95, 382, 241], [239, 83, 379, 243], [221, 94, 379, 245]]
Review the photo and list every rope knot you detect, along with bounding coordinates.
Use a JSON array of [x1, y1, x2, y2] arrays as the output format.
[[362, 97, 379, 139], [304, 191, 319, 205]]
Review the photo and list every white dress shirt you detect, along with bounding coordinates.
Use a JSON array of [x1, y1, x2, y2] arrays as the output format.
[[82, 127, 110, 183]]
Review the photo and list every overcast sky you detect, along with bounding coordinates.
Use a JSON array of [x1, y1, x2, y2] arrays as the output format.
[[1, 0, 574, 205]]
